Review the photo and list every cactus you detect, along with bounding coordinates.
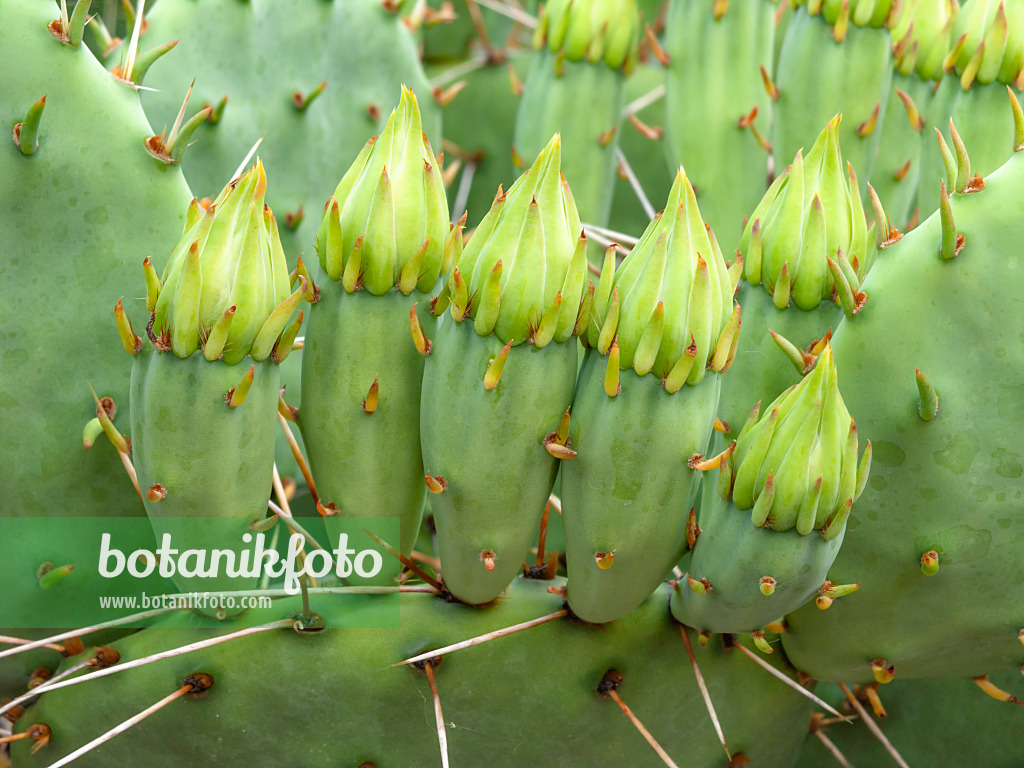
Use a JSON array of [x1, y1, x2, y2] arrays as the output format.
[[773, 0, 896, 197], [299, 88, 452, 565], [514, 0, 641, 259], [0, 0, 192, 518], [130, 162, 302, 599], [561, 169, 736, 624], [917, 0, 1024, 217], [420, 135, 588, 605], [780, 108, 1024, 682], [672, 345, 869, 635], [663, 0, 777, 243], [6, 2, 1024, 766]]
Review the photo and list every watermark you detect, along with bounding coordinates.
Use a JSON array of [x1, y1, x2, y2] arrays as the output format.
[[98, 532, 385, 595], [0, 516, 400, 629]]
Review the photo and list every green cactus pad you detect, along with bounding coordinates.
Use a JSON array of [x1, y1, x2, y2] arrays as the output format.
[[11, 581, 815, 767], [781, 138, 1024, 682]]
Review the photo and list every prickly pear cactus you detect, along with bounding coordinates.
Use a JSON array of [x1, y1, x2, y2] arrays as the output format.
[[721, 116, 870, 432], [773, 0, 896, 195], [300, 88, 453, 561], [561, 169, 738, 624], [10, 582, 816, 768], [663, 0, 777, 243], [917, 0, 1024, 217], [0, 0, 192, 518], [672, 346, 870, 635], [130, 162, 303, 597], [420, 136, 588, 605], [514, 0, 641, 254], [780, 113, 1024, 681]]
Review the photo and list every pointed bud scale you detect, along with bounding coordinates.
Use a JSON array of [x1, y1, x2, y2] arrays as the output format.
[[827, 257, 869, 318], [425, 474, 447, 494], [203, 305, 236, 362], [597, 286, 620, 354], [936, 129, 958, 191], [889, 0, 959, 80], [710, 304, 741, 372], [663, 336, 698, 394], [920, 550, 940, 575], [601, 170, 734, 385], [410, 304, 433, 355], [939, 182, 966, 259], [143, 257, 162, 313], [534, 292, 562, 348], [535, 0, 641, 71], [739, 117, 869, 309], [278, 392, 299, 422], [82, 417, 103, 450], [575, 280, 596, 343], [751, 631, 774, 655], [147, 484, 167, 503], [872, 658, 896, 684], [37, 563, 75, 590], [226, 365, 255, 409], [270, 311, 303, 365], [362, 376, 379, 414], [343, 235, 365, 293], [292, 256, 317, 304], [759, 576, 777, 596], [916, 368, 940, 420], [689, 442, 735, 471], [317, 88, 449, 296], [949, 120, 973, 193], [604, 337, 621, 396], [322, 199, 344, 281], [250, 277, 306, 363], [450, 266, 469, 321], [483, 339, 513, 391], [114, 298, 142, 355], [944, 0, 1024, 87], [13, 95, 46, 156], [770, 329, 817, 376]]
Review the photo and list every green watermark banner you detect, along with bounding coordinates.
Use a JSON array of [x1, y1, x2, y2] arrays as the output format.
[[0, 516, 400, 630]]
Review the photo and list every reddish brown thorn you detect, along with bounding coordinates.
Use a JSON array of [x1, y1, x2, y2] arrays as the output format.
[[645, 25, 671, 66], [627, 113, 663, 140]]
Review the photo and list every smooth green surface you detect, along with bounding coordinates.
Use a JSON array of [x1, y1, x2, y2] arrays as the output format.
[[562, 358, 719, 624], [782, 149, 1024, 681], [300, 288, 429, 559], [0, 1, 193, 518], [13, 580, 814, 767], [421, 317, 577, 604], [773, 7, 892, 196], [664, 0, 776, 246]]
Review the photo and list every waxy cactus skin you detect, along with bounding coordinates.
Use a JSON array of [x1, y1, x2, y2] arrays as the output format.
[[300, 88, 451, 565], [421, 136, 587, 605], [562, 170, 736, 625], [672, 347, 868, 634]]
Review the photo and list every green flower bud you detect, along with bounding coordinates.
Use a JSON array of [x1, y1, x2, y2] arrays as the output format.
[[592, 169, 735, 388], [152, 161, 292, 365], [945, 0, 1024, 87], [890, 0, 959, 80], [451, 134, 587, 347], [801, 0, 896, 30], [318, 86, 450, 296], [534, 0, 641, 72], [730, 345, 865, 537], [739, 116, 869, 310]]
